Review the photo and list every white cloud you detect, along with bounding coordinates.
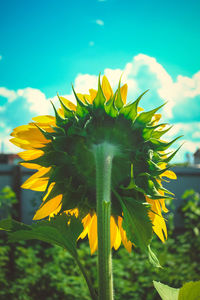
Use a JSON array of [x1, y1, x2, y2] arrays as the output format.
[[120, 54, 200, 120], [96, 19, 104, 26], [74, 74, 98, 93], [0, 87, 17, 103], [192, 131, 200, 139], [17, 88, 52, 115]]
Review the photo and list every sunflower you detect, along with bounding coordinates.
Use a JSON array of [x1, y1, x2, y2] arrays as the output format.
[[10, 75, 179, 254]]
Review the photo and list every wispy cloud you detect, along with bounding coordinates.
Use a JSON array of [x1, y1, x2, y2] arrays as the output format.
[[95, 19, 104, 26], [89, 41, 94, 46]]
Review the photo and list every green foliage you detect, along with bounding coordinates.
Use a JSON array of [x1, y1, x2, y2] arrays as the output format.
[[0, 188, 200, 299], [0, 186, 17, 219]]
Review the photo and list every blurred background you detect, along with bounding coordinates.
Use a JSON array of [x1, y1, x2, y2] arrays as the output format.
[[0, 0, 200, 299]]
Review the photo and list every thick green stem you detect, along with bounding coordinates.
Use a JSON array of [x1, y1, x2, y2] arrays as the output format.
[[74, 255, 97, 300], [93, 142, 116, 300]]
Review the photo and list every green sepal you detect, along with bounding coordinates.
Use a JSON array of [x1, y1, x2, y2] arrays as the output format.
[[142, 123, 168, 140], [120, 90, 149, 121], [105, 93, 118, 117], [50, 101, 68, 126], [26, 150, 70, 167], [34, 124, 54, 140], [72, 85, 89, 118], [115, 81, 124, 110], [51, 136, 68, 152], [93, 74, 107, 108], [151, 125, 173, 139], [150, 136, 183, 151], [119, 196, 153, 251], [136, 102, 165, 125], [57, 93, 75, 119], [135, 176, 170, 199], [163, 144, 183, 163], [152, 177, 175, 196]]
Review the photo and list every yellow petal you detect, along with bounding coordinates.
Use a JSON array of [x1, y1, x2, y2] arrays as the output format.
[[120, 84, 128, 104], [162, 170, 177, 180], [118, 216, 132, 252], [137, 107, 144, 112], [88, 214, 98, 254], [20, 162, 41, 170], [59, 96, 76, 111], [113, 226, 122, 250], [159, 198, 169, 213], [22, 179, 48, 192], [18, 150, 44, 161], [76, 93, 92, 104], [10, 137, 47, 150], [79, 213, 93, 239], [57, 107, 64, 118], [110, 216, 117, 248], [102, 75, 113, 101], [32, 115, 56, 125], [146, 197, 167, 242], [21, 167, 51, 190], [152, 113, 162, 125], [89, 89, 97, 102], [49, 203, 62, 218], [42, 183, 55, 202], [33, 194, 62, 220]]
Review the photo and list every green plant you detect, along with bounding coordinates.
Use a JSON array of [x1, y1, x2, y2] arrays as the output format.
[[0, 186, 17, 219]]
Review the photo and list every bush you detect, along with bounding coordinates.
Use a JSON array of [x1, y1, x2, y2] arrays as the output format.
[[0, 189, 200, 299]]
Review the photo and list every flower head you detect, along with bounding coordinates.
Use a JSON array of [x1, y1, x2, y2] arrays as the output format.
[[10, 75, 179, 254]]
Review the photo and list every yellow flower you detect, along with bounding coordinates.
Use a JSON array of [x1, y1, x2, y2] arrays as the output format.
[[10, 75, 179, 254]]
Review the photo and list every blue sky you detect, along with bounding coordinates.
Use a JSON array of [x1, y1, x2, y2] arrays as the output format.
[[0, 0, 200, 162]]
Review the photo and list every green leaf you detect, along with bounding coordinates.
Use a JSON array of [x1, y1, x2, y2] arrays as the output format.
[[153, 281, 179, 300], [179, 281, 200, 300], [7, 215, 83, 257], [119, 197, 152, 251]]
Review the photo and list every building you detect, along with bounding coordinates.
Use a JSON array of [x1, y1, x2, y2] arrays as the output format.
[[194, 148, 200, 165]]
